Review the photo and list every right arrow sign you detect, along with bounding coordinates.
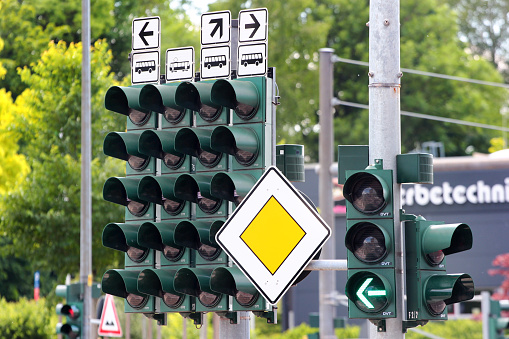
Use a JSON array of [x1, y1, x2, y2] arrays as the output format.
[[239, 8, 268, 42]]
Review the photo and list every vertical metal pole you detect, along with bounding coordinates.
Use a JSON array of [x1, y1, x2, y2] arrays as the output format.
[[318, 48, 337, 339], [368, 0, 403, 338], [80, 0, 92, 337], [481, 291, 490, 339], [218, 312, 250, 339]]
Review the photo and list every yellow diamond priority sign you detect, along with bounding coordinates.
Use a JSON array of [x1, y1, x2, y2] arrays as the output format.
[[216, 166, 331, 305]]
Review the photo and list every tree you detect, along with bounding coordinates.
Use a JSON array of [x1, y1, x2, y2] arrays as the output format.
[[489, 253, 509, 300], [0, 41, 125, 280]]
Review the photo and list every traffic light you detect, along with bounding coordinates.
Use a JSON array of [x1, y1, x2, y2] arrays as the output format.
[[55, 283, 83, 339], [343, 159, 397, 319], [100, 73, 276, 321], [404, 214, 474, 321], [489, 298, 509, 339]]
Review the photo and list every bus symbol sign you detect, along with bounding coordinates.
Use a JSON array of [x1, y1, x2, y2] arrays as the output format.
[[166, 47, 195, 82], [237, 43, 267, 77], [200, 45, 230, 80], [131, 51, 159, 84]]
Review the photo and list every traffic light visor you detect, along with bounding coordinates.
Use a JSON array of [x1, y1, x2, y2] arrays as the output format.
[[103, 177, 149, 217], [175, 82, 221, 122], [138, 130, 184, 170], [424, 273, 474, 316], [139, 84, 186, 124], [137, 269, 185, 309], [211, 126, 259, 166], [102, 223, 149, 263], [104, 132, 149, 171], [344, 172, 389, 214], [138, 222, 185, 262], [211, 79, 259, 120], [210, 267, 259, 307], [422, 223, 473, 257], [174, 268, 222, 308], [105, 86, 151, 126], [102, 269, 149, 309]]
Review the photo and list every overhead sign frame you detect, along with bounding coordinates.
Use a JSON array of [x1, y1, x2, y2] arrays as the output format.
[[216, 167, 331, 305]]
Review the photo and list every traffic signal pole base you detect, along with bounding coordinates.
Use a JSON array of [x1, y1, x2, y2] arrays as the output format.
[[218, 311, 250, 339]]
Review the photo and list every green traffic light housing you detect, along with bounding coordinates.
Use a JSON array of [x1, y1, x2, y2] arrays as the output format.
[[137, 175, 189, 219], [175, 81, 227, 125], [210, 171, 258, 206], [211, 266, 260, 309], [175, 127, 226, 172], [138, 130, 190, 173], [102, 269, 152, 312], [422, 273, 474, 317], [345, 220, 393, 266], [137, 221, 190, 265], [173, 174, 226, 218], [56, 322, 80, 338], [211, 79, 259, 120], [103, 177, 153, 220], [102, 222, 152, 266], [174, 267, 227, 312], [104, 132, 152, 174], [210, 126, 260, 168], [137, 268, 192, 311], [173, 220, 225, 265], [105, 85, 154, 128], [139, 83, 190, 127], [56, 304, 80, 320], [345, 270, 395, 317]]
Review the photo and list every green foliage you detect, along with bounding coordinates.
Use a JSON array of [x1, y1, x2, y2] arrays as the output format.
[[0, 40, 125, 280], [406, 319, 482, 339], [0, 298, 58, 339]]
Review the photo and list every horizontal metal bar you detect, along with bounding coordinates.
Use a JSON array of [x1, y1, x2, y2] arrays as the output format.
[[305, 259, 347, 271]]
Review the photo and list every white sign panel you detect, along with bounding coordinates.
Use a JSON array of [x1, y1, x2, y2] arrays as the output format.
[[166, 46, 195, 82], [237, 43, 267, 77], [132, 17, 161, 50], [216, 167, 331, 305], [98, 294, 122, 337], [131, 51, 159, 84], [201, 11, 231, 45], [239, 8, 268, 42], [200, 46, 230, 79]]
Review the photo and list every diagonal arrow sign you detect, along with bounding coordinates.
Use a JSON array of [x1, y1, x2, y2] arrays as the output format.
[[209, 18, 223, 39], [139, 22, 153, 46], [245, 13, 260, 39]]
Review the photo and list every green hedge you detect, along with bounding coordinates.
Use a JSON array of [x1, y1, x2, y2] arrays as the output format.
[[0, 298, 57, 339]]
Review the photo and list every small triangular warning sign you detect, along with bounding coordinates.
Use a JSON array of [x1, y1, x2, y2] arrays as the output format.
[[98, 294, 123, 337]]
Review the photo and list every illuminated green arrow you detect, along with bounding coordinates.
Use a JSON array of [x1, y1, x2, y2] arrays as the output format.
[[356, 277, 387, 309]]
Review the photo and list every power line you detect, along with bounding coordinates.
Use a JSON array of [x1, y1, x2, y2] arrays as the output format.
[[334, 56, 509, 89], [336, 99, 509, 132]]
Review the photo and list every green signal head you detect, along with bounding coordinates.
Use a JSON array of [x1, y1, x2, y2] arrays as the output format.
[[138, 130, 185, 170], [175, 128, 222, 168], [345, 271, 392, 314], [421, 223, 473, 266], [56, 323, 80, 337], [344, 171, 391, 215], [103, 177, 149, 217], [210, 266, 259, 307], [105, 86, 151, 126], [174, 174, 222, 215], [137, 269, 185, 309], [211, 79, 259, 120], [102, 269, 149, 309], [174, 268, 222, 308], [423, 273, 474, 316], [139, 83, 186, 124], [176, 82, 222, 122], [104, 132, 149, 171], [210, 126, 259, 166], [210, 172, 257, 205], [102, 223, 149, 263], [137, 222, 185, 262], [345, 221, 391, 264], [137, 176, 185, 216], [56, 304, 80, 320]]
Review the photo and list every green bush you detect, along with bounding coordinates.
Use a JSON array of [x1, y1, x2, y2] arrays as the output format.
[[0, 298, 57, 339], [406, 319, 482, 339]]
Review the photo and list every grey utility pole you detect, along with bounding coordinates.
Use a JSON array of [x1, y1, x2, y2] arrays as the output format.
[[368, 0, 404, 338], [80, 0, 93, 337], [318, 48, 337, 339]]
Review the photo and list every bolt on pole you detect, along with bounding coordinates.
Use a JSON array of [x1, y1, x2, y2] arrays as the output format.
[[319, 47, 337, 339], [368, 0, 404, 338]]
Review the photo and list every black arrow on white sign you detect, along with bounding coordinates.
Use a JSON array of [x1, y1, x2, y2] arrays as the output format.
[[209, 18, 224, 38], [245, 13, 260, 38], [139, 22, 154, 46]]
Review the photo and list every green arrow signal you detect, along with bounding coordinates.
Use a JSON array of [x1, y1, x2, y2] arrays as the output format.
[[356, 277, 387, 309]]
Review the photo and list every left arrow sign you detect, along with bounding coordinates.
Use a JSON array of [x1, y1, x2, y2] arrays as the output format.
[[139, 22, 154, 46], [132, 17, 160, 50]]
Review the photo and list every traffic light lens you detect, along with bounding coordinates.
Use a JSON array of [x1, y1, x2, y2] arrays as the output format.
[[126, 246, 148, 263], [127, 154, 149, 171], [126, 293, 148, 309], [162, 152, 184, 170], [198, 243, 220, 261], [349, 274, 389, 313], [162, 198, 184, 215], [236, 290, 258, 307], [234, 148, 256, 166], [350, 223, 387, 263], [198, 149, 221, 167], [234, 102, 257, 120], [163, 292, 184, 308], [427, 300, 446, 316], [128, 108, 150, 126], [164, 106, 185, 124], [163, 244, 184, 261], [200, 104, 221, 122], [197, 194, 221, 214], [426, 250, 445, 266], [127, 200, 149, 217], [350, 176, 386, 214], [198, 291, 221, 307]]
